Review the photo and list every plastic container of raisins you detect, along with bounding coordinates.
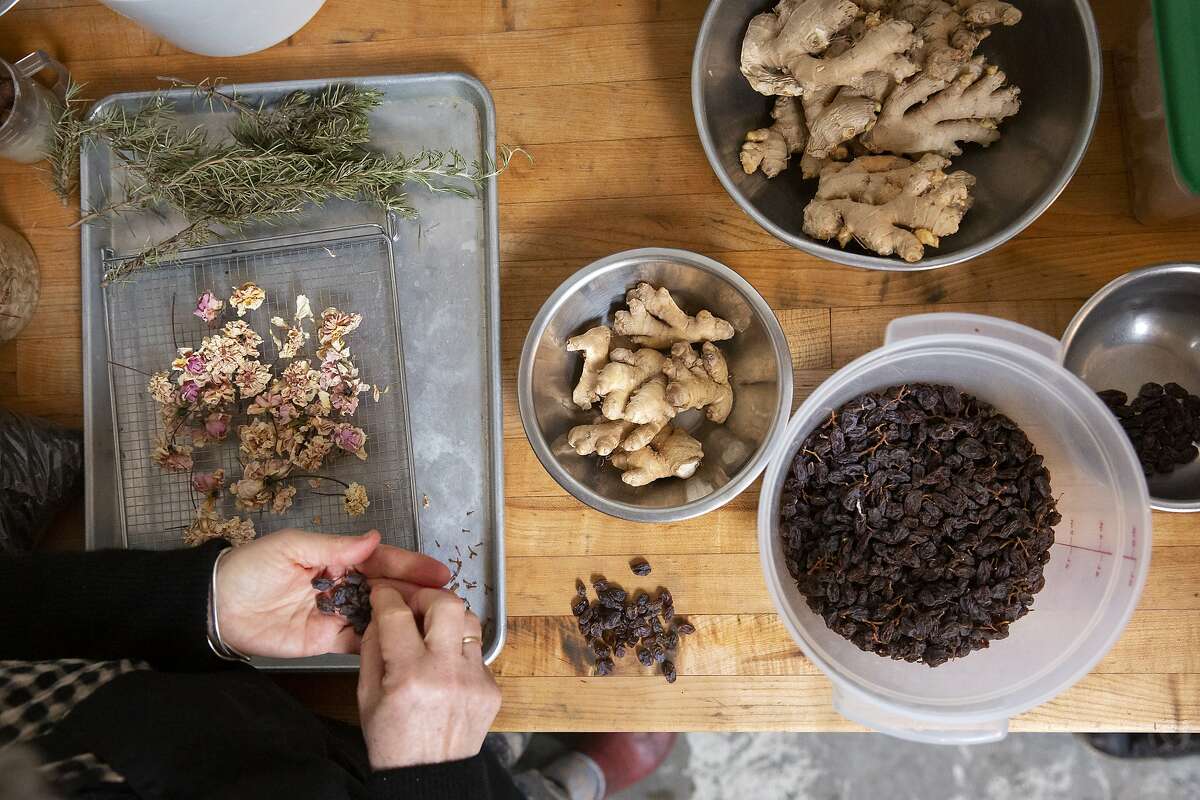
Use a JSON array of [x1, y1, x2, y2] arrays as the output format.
[[758, 313, 1152, 744]]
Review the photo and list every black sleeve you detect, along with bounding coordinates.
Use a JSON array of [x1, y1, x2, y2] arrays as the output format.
[[0, 538, 235, 671], [367, 750, 524, 800]]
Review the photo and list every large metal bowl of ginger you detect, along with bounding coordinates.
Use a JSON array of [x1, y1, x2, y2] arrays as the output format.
[[692, 0, 1102, 271], [517, 249, 794, 523]]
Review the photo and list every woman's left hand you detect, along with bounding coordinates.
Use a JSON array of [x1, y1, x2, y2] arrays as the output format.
[[213, 529, 451, 659]]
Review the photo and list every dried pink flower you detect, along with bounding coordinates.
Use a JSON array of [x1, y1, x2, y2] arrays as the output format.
[[333, 424, 368, 459], [201, 382, 235, 408], [230, 282, 266, 317], [193, 291, 225, 324], [317, 308, 363, 356], [204, 412, 231, 439], [271, 485, 297, 514], [238, 420, 278, 461], [234, 361, 272, 399], [292, 435, 333, 471], [221, 320, 263, 347], [147, 372, 174, 405], [184, 508, 255, 547], [231, 477, 272, 511], [185, 353, 207, 375], [330, 391, 361, 417], [152, 438, 193, 473], [180, 380, 201, 404], [191, 469, 226, 495]]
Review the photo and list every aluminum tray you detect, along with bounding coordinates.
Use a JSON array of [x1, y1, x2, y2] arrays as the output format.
[[81, 73, 506, 667]]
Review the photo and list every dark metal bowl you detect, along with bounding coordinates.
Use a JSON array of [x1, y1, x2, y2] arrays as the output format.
[[691, 0, 1102, 271], [1062, 263, 1200, 513]]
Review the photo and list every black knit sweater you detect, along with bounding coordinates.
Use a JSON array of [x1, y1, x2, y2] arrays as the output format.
[[0, 540, 521, 800]]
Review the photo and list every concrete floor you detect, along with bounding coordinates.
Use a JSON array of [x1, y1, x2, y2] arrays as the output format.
[[612, 733, 1200, 800]]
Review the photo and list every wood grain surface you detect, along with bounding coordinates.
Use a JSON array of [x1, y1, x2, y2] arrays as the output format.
[[1, 0, 1196, 732]]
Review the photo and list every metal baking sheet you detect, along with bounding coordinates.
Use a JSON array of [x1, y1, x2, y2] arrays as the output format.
[[81, 73, 506, 667]]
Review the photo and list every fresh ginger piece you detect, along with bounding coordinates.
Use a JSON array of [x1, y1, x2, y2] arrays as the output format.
[[890, 0, 1020, 78], [741, 97, 808, 177], [611, 425, 704, 487], [957, 0, 1021, 27], [795, 37, 890, 164], [664, 342, 735, 424], [567, 417, 636, 457], [624, 376, 672, 438], [565, 326, 612, 410], [595, 347, 669, 421], [741, 1, 919, 98], [802, 154, 975, 262], [614, 283, 735, 350], [861, 56, 1020, 157], [806, 92, 881, 160]]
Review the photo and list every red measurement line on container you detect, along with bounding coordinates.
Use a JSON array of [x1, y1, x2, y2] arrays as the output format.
[[1052, 542, 1137, 561]]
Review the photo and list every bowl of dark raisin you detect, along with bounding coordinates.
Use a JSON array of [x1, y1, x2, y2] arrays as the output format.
[[1062, 263, 1200, 512], [758, 312, 1151, 743]]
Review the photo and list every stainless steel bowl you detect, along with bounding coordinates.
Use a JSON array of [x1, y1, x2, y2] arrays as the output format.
[[1062, 263, 1200, 513], [691, 0, 1102, 271], [518, 249, 794, 522]]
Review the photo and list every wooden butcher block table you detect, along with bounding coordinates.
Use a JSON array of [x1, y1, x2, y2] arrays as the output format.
[[0, 0, 1196, 732]]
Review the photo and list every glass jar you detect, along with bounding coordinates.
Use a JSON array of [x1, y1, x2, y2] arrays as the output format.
[[0, 224, 40, 342], [0, 51, 68, 164]]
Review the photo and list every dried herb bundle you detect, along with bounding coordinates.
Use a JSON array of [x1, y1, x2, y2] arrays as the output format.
[[50, 79, 523, 282]]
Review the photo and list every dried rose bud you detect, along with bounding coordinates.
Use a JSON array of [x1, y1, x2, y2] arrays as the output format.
[[204, 413, 230, 439], [193, 291, 225, 324], [191, 470, 225, 494], [179, 381, 201, 404]]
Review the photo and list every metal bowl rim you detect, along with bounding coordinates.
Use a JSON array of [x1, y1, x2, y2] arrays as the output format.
[[690, 0, 1103, 272], [517, 247, 795, 523], [1061, 261, 1200, 513]]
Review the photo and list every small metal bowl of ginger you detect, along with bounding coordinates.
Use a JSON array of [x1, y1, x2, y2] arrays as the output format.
[[518, 248, 794, 523]]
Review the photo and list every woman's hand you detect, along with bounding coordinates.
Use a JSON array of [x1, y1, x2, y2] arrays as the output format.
[[358, 586, 501, 769], [214, 529, 451, 659]]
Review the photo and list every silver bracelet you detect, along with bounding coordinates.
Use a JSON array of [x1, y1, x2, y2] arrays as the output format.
[[208, 547, 251, 663]]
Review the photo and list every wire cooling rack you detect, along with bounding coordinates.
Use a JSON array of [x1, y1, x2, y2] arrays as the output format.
[[102, 225, 419, 552]]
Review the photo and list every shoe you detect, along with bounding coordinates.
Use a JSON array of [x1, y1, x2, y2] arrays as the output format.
[[576, 732, 677, 796], [1083, 733, 1200, 759]]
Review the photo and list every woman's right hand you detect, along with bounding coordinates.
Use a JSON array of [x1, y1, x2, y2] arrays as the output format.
[[357, 585, 501, 769]]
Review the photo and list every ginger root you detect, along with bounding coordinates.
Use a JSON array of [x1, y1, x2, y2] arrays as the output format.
[[611, 426, 704, 487], [621, 374, 677, 452], [567, 417, 636, 457], [562, 284, 739, 483], [595, 347, 668, 421], [802, 154, 975, 262], [565, 326, 612, 410], [891, 0, 1022, 80], [861, 56, 1020, 157], [741, 96, 807, 177], [614, 283, 735, 349], [735, 0, 1024, 261], [740, 1, 919, 98], [664, 342, 734, 424]]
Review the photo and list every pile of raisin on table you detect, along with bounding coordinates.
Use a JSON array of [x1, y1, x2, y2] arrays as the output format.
[[571, 560, 693, 683], [778, 383, 1060, 667], [1098, 382, 1200, 477]]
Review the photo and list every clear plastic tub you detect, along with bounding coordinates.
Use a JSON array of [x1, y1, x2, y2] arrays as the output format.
[[757, 314, 1153, 744]]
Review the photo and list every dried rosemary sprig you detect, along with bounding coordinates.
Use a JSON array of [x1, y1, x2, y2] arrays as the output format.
[[51, 79, 524, 282]]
